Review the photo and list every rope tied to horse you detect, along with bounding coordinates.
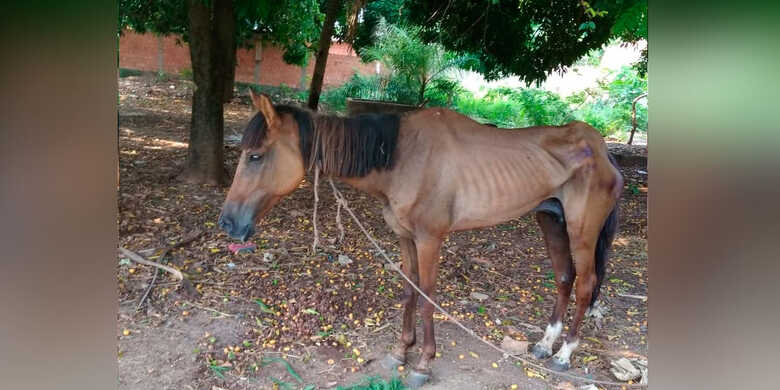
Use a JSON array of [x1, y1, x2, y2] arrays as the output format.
[[309, 168, 647, 388]]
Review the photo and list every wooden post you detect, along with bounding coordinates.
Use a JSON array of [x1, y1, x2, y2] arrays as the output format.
[[628, 92, 647, 145]]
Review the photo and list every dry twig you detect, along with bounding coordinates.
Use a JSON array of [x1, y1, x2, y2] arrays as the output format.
[[120, 247, 185, 280], [134, 230, 203, 311]]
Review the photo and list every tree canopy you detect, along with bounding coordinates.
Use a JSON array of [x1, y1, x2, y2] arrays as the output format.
[[119, 0, 321, 65], [401, 0, 646, 83]]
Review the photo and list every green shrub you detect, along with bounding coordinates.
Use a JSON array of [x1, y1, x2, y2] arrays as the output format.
[[179, 68, 193, 80], [360, 19, 478, 106], [449, 87, 574, 128], [319, 72, 425, 112], [119, 68, 143, 78], [450, 89, 519, 127], [425, 78, 466, 108], [574, 66, 647, 136], [508, 88, 575, 126], [236, 82, 306, 105], [320, 73, 383, 112], [575, 47, 605, 67], [318, 65, 646, 139]]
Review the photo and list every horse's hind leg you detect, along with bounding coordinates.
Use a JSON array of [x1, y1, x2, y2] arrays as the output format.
[[531, 211, 575, 360], [550, 194, 614, 371], [382, 236, 419, 370]]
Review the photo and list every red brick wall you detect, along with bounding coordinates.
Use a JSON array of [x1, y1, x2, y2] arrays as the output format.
[[119, 30, 377, 88]]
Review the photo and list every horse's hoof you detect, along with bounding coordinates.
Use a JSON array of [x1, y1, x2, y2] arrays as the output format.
[[548, 358, 570, 372], [407, 370, 431, 389], [380, 353, 405, 371], [531, 344, 552, 360]]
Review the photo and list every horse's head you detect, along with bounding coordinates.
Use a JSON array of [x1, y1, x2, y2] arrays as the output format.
[[218, 90, 306, 241]]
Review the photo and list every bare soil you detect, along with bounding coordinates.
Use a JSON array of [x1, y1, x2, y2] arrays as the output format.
[[117, 74, 648, 390]]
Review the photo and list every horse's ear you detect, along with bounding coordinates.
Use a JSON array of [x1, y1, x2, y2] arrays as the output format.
[[249, 89, 279, 128]]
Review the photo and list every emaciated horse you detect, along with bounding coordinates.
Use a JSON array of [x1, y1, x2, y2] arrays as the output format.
[[219, 90, 622, 386]]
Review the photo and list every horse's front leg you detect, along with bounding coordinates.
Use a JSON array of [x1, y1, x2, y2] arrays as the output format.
[[382, 236, 419, 370], [407, 235, 442, 388]]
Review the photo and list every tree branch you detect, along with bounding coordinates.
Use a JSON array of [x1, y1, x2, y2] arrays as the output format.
[[119, 247, 185, 281]]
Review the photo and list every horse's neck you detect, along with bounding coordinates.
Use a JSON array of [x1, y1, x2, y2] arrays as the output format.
[[335, 171, 389, 201]]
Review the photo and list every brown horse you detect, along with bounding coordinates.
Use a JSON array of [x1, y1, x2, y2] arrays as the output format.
[[219, 90, 622, 386]]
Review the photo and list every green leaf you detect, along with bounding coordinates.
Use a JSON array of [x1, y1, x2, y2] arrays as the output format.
[[579, 21, 596, 31], [254, 299, 276, 314], [262, 357, 303, 383]]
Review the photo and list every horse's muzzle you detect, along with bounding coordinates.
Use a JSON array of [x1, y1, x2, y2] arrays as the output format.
[[218, 203, 256, 242]]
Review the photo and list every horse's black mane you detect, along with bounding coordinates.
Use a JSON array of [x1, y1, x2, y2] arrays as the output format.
[[240, 105, 400, 178]]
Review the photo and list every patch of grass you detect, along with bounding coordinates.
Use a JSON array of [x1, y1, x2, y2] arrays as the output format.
[[269, 377, 296, 390], [336, 376, 406, 390], [236, 82, 306, 104], [179, 68, 193, 80], [261, 356, 303, 383], [119, 68, 143, 78], [155, 71, 172, 82], [254, 299, 276, 315], [207, 359, 230, 379]]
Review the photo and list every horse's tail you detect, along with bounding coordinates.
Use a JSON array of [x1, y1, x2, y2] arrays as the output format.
[[590, 154, 621, 308]]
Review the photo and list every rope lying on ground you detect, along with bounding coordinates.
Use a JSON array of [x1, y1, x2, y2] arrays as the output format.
[[311, 169, 647, 388]]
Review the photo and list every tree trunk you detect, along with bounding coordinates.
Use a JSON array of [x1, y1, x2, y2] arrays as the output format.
[[418, 79, 426, 106], [628, 92, 647, 145], [180, 0, 234, 185], [215, 0, 236, 103], [307, 0, 342, 110]]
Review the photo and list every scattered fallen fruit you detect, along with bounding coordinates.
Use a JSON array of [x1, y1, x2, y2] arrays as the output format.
[[525, 367, 545, 379]]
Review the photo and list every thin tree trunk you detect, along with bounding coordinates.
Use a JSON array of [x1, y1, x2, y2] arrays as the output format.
[[628, 92, 647, 145], [418, 79, 426, 106], [215, 0, 236, 103], [307, 0, 342, 110], [181, 0, 232, 185]]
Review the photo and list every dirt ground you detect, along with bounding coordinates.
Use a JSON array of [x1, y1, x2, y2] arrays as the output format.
[[117, 74, 648, 390]]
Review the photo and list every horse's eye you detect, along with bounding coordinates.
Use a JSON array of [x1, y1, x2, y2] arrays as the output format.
[[248, 154, 263, 162]]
